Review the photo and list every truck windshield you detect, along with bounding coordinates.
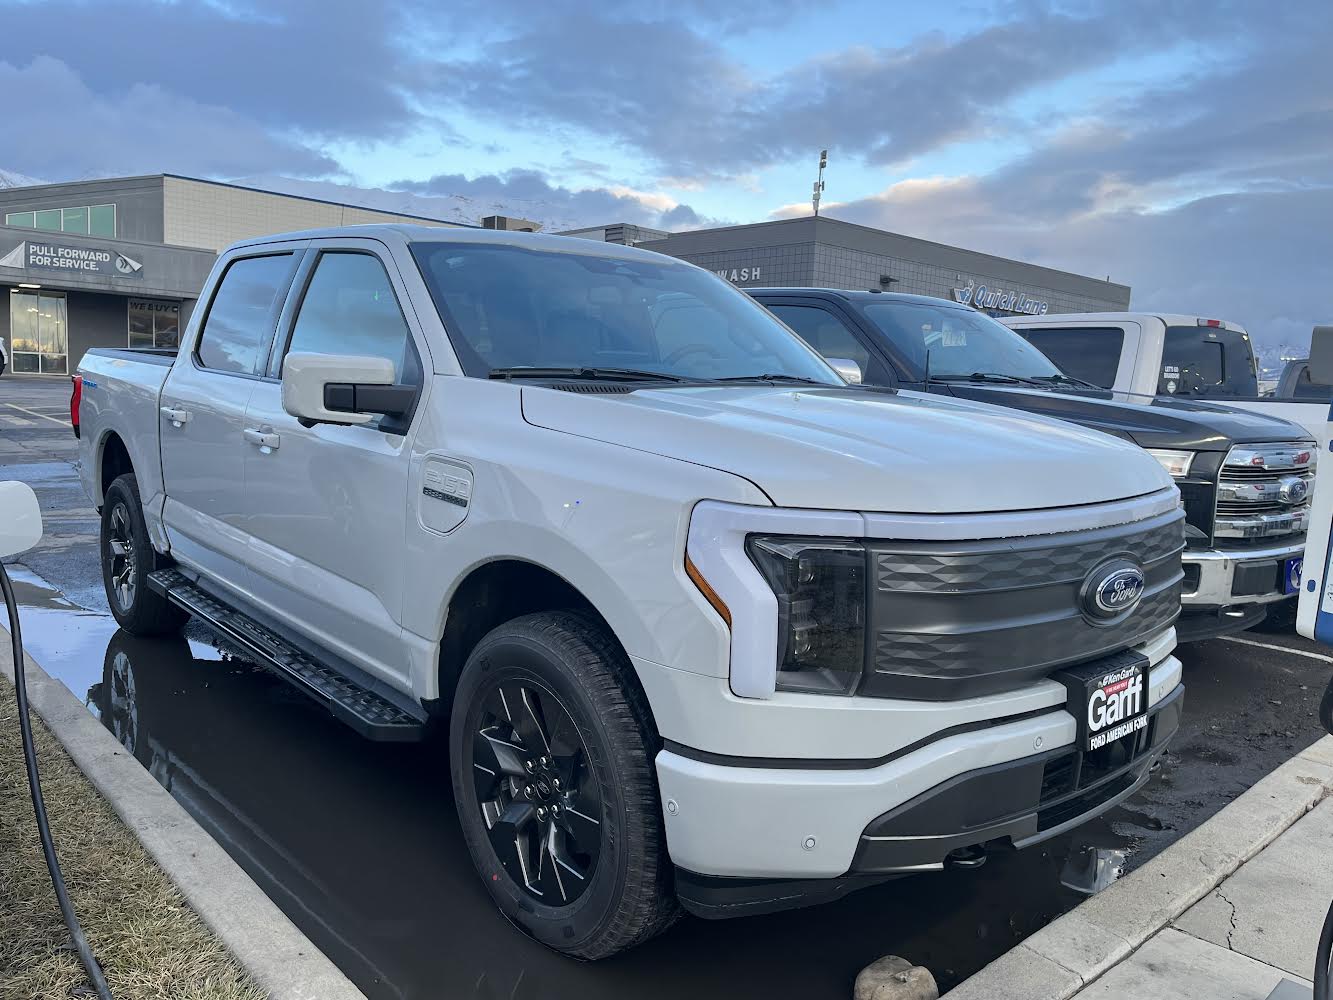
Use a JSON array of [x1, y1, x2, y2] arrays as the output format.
[[860, 300, 1063, 380], [1159, 326, 1259, 398], [410, 242, 841, 384]]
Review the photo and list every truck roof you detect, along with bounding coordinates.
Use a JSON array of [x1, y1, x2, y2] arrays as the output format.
[[222, 223, 687, 266], [999, 312, 1249, 332], [747, 287, 966, 309]]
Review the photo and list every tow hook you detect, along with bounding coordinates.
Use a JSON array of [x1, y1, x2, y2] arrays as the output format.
[[945, 845, 988, 870]]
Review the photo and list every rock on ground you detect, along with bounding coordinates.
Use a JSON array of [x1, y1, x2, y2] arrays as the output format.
[[854, 955, 939, 1000]]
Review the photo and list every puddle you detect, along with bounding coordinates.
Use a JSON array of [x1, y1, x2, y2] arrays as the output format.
[[5, 564, 122, 708], [0, 461, 81, 485], [2, 566, 1178, 999]]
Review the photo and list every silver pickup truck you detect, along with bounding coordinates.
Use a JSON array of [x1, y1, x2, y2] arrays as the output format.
[[73, 224, 1185, 958]]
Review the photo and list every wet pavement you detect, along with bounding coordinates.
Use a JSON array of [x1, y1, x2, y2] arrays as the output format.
[[4, 374, 1333, 997]]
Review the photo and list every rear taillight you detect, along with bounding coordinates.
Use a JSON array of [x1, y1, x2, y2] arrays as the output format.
[[70, 375, 82, 439], [1197, 318, 1223, 328]]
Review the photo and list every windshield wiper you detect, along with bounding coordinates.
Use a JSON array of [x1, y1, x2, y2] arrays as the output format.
[[932, 371, 1049, 387], [1032, 373, 1104, 390], [712, 373, 833, 386], [489, 366, 693, 383]]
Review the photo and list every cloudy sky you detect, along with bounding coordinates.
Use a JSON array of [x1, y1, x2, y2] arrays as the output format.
[[1, 0, 1329, 347]]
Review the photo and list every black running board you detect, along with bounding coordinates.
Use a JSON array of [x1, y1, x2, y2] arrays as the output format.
[[148, 569, 426, 742]]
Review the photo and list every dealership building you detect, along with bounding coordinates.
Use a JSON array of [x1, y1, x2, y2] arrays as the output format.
[[1, 173, 1130, 376], [0, 174, 469, 375], [564, 215, 1131, 318]]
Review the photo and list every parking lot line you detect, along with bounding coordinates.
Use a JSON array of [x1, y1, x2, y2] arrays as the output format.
[[3, 403, 69, 427], [1222, 634, 1333, 664]]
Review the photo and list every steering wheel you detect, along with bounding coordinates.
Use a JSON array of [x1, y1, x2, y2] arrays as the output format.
[[663, 344, 724, 366]]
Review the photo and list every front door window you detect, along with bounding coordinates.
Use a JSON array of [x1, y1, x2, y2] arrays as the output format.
[[8, 290, 67, 374]]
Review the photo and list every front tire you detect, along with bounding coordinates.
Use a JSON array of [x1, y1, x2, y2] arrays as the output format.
[[100, 474, 187, 636], [449, 611, 679, 959]]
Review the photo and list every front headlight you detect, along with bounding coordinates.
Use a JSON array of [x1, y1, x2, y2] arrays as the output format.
[[1146, 448, 1196, 478], [746, 536, 866, 695]]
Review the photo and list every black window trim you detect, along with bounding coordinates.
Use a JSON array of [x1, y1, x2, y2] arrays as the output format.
[[192, 248, 305, 382], [755, 294, 900, 388]]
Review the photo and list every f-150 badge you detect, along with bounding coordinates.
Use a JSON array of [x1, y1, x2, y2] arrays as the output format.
[[420, 458, 474, 534]]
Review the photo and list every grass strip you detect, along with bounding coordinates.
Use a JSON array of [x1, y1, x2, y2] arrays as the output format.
[[0, 672, 266, 1000]]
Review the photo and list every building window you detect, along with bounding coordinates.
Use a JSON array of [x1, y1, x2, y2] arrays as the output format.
[[128, 298, 182, 350], [5, 203, 116, 237], [8, 289, 68, 374]]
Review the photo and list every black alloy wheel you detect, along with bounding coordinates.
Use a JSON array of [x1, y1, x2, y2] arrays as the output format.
[[99, 473, 187, 636], [472, 679, 603, 904], [105, 501, 138, 614], [450, 611, 679, 959]]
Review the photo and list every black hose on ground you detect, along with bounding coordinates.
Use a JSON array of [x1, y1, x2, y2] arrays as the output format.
[[2, 561, 113, 1000], [1315, 898, 1332, 1000], [1316, 674, 1333, 1000]]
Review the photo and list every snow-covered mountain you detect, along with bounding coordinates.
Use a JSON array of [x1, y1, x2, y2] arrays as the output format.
[[0, 168, 659, 233], [0, 169, 48, 189], [232, 175, 590, 232]]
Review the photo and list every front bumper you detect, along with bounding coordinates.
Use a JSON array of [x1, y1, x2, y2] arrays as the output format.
[[1181, 539, 1304, 606], [1177, 539, 1303, 640], [658, 652, 1182, 894]]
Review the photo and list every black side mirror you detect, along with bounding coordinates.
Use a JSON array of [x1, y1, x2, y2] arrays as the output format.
[[322, 382, 417, 418]]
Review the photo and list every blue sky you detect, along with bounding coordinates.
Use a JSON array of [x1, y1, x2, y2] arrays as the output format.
[[0, 0, 1329, 346]]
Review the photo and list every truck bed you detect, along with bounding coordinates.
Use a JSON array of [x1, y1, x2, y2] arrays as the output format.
[[77, 348, 175, 512], [84, 347, 179, 367]]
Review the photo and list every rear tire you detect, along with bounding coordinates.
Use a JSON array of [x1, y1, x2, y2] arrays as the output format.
[[449, 611, 679, 958], [100, 473, 187, 636]]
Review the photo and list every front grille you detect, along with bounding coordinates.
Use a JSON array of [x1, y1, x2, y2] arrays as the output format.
[[860, 507, 1184, 701], [1036, 713, 1159, 832], [1215, 441, 1314, 540]]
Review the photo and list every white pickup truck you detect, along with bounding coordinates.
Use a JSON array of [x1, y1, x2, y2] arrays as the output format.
[[1001, 313, 1328, 437], [75, 225, 1186, 958]]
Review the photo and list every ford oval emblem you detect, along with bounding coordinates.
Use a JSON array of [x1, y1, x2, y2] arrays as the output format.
[[1082, 561, 1146, 622], [1278, 477, 1309, 506]]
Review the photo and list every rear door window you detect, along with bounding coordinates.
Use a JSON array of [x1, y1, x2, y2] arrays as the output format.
[[1014, 327, 1124, 388], [196, 253, 297, 375], [1160, 325, 1258, 397]]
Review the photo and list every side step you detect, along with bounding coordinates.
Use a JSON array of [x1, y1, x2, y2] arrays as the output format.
[[148, 569, 426, 742]]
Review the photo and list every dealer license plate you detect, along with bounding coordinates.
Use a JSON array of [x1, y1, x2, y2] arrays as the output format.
[[1284, 556, 1303, 595], [1056, 653, 1149, 753]]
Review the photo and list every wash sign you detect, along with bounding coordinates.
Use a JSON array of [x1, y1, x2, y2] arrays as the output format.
[[0, 240, 143, 278]]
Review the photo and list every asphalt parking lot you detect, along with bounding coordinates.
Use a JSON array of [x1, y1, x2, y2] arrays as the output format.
[[3, 372, 1333, 998]]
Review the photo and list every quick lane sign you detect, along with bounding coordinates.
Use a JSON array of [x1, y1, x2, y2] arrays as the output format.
[[0, 240, 144, 279], [952, 278, 1048, 315]]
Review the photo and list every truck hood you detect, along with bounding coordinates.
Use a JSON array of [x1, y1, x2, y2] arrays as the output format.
[[942, 384, 1314, 450], [521, 384, 1172, 513]]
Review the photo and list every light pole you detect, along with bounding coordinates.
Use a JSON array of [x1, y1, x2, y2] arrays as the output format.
[[812, 149, 827, 216]]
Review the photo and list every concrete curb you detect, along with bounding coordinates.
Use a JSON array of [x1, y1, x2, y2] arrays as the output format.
[[943, 735, 1333, 1000], [0, 625, 366, 1000]]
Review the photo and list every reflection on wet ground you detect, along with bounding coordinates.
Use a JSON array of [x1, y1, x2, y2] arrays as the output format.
[[19, 564, 1295, 999]]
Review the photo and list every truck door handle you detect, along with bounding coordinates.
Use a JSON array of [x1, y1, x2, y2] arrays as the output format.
[[160, 405, 192, 427], [243, 428, 281, 453]]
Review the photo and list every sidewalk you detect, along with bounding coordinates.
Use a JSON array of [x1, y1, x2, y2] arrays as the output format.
[[1076, 793, 1332, 998], [946, 737, 1333, 1000]]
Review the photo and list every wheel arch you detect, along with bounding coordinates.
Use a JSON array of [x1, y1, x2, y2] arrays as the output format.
[[97, 430, 134, 503], [434, 558, 655, 729]]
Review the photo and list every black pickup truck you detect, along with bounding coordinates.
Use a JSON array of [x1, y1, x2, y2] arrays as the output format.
[[750, 288, 1316, 641]]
